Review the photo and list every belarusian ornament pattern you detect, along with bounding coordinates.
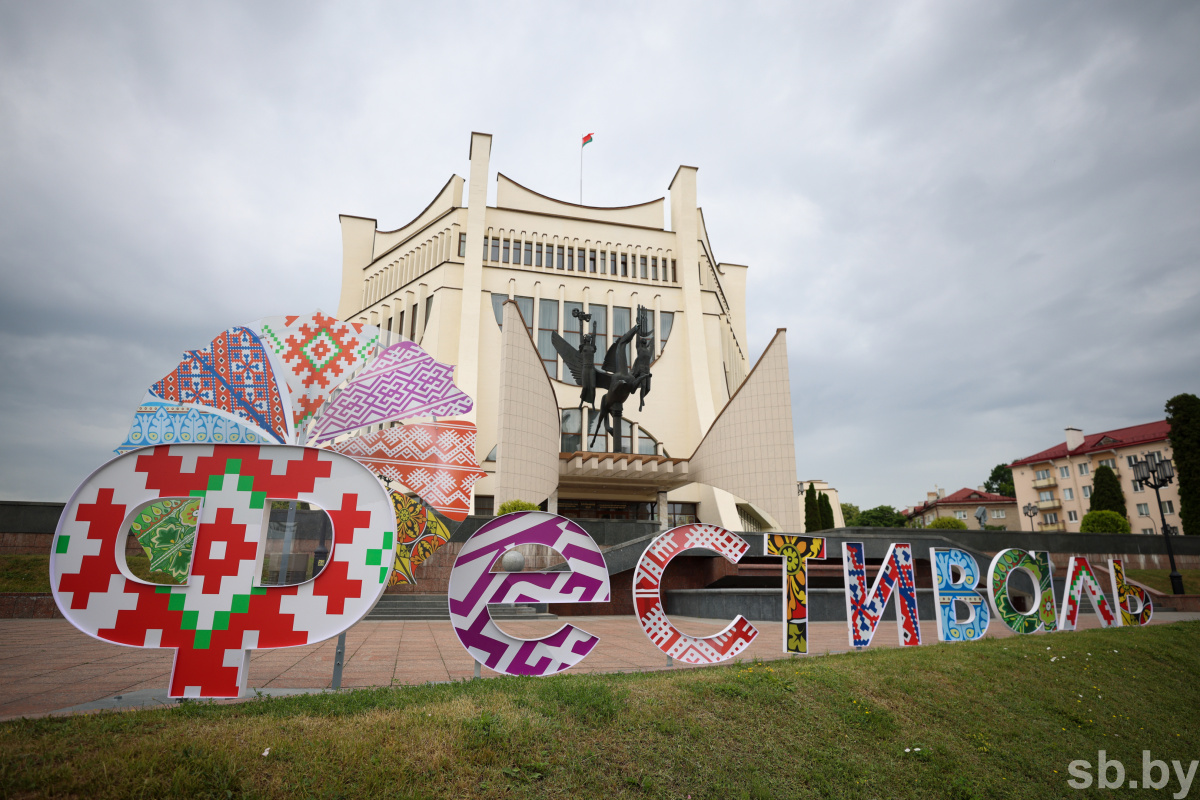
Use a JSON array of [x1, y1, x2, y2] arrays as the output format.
[[634, 524, 758, 664], [987, 549, 1058, 634], [448, 512, 610, 677], [50, 444, 394, 698], [130, 498, 201, 583], [929, 547, 990, 643], [149, 327, 289, 443], [1059, 556, 1117, 631], [842, 542, 922, 648], [308, 342, 474, 444], [116, 402, 271, 454], [387, 492, 451, 586], [765, 535, 825, 654], [256, 312, 380, 434], [1109, 558, 1153, 627], [332, 422, 486, 521]]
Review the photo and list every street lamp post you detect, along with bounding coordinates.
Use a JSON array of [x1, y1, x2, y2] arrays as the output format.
[[1023, 502, 1039, 533], [1132, 456, 1184, 595]]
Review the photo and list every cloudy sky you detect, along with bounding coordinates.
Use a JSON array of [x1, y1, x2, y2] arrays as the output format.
[[2, 1, 1198, 509]]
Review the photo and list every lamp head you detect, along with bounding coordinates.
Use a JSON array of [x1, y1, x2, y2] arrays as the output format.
[[1158, 459, 1175, 481], [1132, 459, 1151, 482]]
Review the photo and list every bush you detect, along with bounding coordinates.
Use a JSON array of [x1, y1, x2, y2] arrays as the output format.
[[498, 499, 540, 515], [1089, 465, 1127, 517], [1080, 510, 1132, 534], [927, 516, 968, 530]]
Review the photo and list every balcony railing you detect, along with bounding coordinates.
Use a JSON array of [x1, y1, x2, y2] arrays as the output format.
[[1039, 521, 1066, 532], [1037, 499, 1061, 511], [1032, 477, 1058, 489]]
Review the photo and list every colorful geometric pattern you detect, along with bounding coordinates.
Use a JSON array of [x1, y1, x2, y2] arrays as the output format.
[[1059, 556, 1117, 631], [129, 498, 201, 583], [149, 327, 288, 443], [1108, 558, 1153, 627], [332, 422, 486, 521], [987, 549, 1058, 634], [929, 548, 990, 643], [765, 535, 825, 654], [50, 444, 394, 698], [308, 342, 474, 444], [116, 403, 271, 454], [448, 512, 610, 677], [256, 312, 380, 435], [842, 542, 922, 649], [387, 492, 451, 586], [634, 524, 759, 664]]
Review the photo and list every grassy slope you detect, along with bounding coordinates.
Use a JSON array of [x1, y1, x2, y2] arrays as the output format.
[[0, 555, 178, 592], [1, 622, 1198, 799], [1126, 568, 1200, 595]]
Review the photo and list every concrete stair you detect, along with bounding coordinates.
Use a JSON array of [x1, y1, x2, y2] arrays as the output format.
[[365, 594, 557, 621]]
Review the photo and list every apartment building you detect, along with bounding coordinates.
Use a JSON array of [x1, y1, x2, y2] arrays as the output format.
[[1010, 422, 1182, 534]]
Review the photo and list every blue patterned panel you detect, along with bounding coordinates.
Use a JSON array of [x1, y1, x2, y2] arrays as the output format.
[[115, 403, 271, 454]]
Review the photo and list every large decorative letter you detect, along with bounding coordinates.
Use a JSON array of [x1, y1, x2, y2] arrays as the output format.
[[448, 511, 610, 676], [929, 548, 990, 642], [51, 445, 394, 698], [987, 549, 1058, 634], [1059, 556, 1117, 631], [842, 542, 922, 648], [765, 535, 825, 654], [1109, 558, 1153, 627], [634, 524, 758, 663]]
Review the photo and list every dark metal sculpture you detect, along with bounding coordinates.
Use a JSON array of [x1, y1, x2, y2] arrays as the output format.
[[551, 305, 654, 453]]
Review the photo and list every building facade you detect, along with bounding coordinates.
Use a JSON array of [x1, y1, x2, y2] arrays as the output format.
[[904, 487, 1018, 530], [336, 132, 820, 531], [1010, 422, 1182, 534]]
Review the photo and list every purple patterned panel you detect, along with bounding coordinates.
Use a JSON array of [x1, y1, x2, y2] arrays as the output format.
[[448, 512, 610, 677], [309, 342, 474, 444]]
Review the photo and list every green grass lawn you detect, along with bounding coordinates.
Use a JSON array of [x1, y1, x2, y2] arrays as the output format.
[[0, 554, 178, 592], [2, 622, 1198, 799], [1126, 568, 1200, 595]]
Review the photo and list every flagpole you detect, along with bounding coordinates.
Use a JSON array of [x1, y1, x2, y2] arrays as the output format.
[[579, 142, 583, 204]]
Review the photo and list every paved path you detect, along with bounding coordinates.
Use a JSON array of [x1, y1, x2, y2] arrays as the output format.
[[2, 612, 1197, 721]]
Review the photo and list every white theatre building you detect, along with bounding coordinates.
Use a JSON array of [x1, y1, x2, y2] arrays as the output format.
[[337, 132, 839, 532]]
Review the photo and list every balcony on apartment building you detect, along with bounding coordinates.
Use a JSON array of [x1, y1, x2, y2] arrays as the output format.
[[1040, 521, 1066, 532], [1032, 476, 1058, 489], [1037, 498, 1061, 511]]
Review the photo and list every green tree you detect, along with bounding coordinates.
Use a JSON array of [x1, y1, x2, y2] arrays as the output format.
[[1166, 393, 1200, 535], [840, 503, 861, 527], [983, 463, 1015, 497], [1089, 465, 1127, 517], [498, 499, 540, 515], [927, 516, 968, 530], [854, 505, 908, 528], [1079, 510, 1132, 534], [818, 493, 835, 530], [804, 483, 823, 532]]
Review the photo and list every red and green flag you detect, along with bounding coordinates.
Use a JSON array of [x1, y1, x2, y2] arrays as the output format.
[[582, 132, 594, 147]]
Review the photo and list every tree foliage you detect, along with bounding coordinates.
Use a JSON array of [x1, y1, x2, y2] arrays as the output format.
[[983, 463, 1015, 497], [818, 493, 835, 530], [1166, 393, 1200, 536], [498, 499, 540, 515], [1080, 510, 1132, 534], [1089, 465, 1127, 517], [854, 505, 908, 528], [840, 503, 860, 527], [927, 516, 968, 530], [804, 483, 823, 532]]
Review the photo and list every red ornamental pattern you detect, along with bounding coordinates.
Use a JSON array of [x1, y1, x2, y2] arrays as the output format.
[[633, 524, 758, 664], [149, 327, 289, 443], [332, 422, 486, 521], [1059, 556, 1117, 631], [51, 445, 394, 698], [257, 312, 379, 431]]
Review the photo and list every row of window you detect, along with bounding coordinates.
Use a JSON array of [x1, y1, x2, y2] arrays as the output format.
[[1042, 500, 1175, 528], [561, 408, 661, 455], [1137, 501, 1175, 516], [490, 294, 674, 384], [951, 509, 1009, 520], [484, 236, 677, 283], [381, 296, 434, 342]]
